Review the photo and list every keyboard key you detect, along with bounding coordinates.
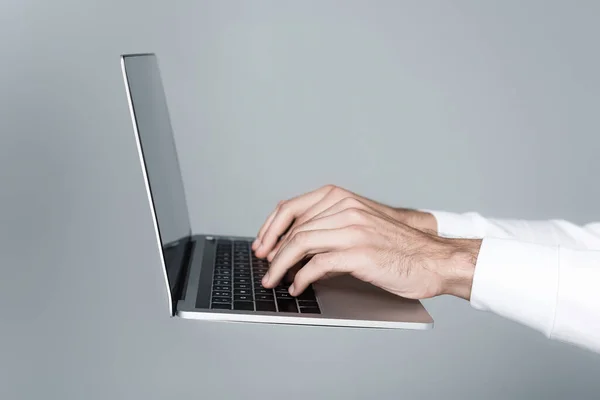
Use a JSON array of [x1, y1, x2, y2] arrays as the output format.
[[276, 292, 293, 299], [299, 307, 320, 314], [212, 291, 231, 298], [277, 299, 298, 313], [234, 273, 251, 279], [297, 300, 319, 308], [254, 288, 272, 295], [215, 270, 231, 276], [234, 283, 251, 290], [213, 285, 230, 291], [234, 301, 254, 311], [256, 301, 277, 312], [212, 296, 231, 304], [234, 289, 252, 296], [256, 295, 274, 302], [213, 279, 231, 286], [211, 303, 231, 310], [235, 295, 253, 302], [298, 287, 316, 301]]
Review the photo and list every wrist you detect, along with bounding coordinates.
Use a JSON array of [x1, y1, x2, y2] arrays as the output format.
[[436, 238, 481, 300]]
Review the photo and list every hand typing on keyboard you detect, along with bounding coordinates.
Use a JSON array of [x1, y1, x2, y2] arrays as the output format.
[[253, 185, 479, 302], [210, 240, 321, 313]]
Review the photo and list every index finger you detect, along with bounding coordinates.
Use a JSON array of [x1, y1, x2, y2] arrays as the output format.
[[255, 186, 332, 257]]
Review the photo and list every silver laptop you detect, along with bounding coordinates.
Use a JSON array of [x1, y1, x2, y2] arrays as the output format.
[[120, 53, 434, 330]]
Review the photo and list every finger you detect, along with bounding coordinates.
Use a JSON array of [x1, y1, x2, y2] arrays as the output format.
[[262, 227, 364, 288], [266, 190, 355, 260], [271, 208, 368, 260], [267, 200, 381, 261], [253, 207, 278, 250], [314, 196, 387, 221], [257, 186, 332, 257], [289, 252, 351, 296]]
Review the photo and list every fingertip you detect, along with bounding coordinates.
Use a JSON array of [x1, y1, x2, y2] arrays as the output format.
[[251, 239, 260, 250], [255, 243, 267, 258], [261, 271, 271, 287]]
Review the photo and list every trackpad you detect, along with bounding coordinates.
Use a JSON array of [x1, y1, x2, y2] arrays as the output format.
[[314, 275, 432, 323]]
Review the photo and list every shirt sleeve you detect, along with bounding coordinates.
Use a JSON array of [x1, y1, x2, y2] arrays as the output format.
[[426, 210, 600, 249], [471, 237, 600, 354], [426, 210, 600, 353]]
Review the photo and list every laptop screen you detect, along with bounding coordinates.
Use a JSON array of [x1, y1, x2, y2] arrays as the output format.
[[121, 54, 193, 307], [122, 54, 192, 246]]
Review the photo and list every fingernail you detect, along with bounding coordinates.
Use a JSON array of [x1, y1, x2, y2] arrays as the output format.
[[262, 271, 270, 286], [252, 239, 259, 249], [288, 284, 295, 296]]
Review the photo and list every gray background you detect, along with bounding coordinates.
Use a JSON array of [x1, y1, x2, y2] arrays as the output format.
[[1, 0, 599, 399]]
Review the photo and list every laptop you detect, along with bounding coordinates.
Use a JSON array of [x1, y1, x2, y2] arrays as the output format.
[[120, 53, 434, 329]]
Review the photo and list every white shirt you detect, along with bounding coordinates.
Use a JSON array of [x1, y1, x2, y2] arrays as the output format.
[[428, 210, 600, 354]]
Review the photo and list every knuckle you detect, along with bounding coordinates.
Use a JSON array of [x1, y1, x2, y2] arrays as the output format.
[[347, 224, 368, 239], [295, 216, 307, 226], [340, 196, 359, 207], [290, 230, 308, 244], [311, 252, 329, 264], [312, 253, 336, 271], [311, 253, 326, 263], [346, 207, 365, 220], [329, 186, 348, 198]]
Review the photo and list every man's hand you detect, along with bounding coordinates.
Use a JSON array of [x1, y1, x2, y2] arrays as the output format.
[[252, 184, 437, 261], [259, 196, 481, 301]]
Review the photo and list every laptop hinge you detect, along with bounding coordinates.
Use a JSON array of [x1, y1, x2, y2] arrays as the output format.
[[170, 239, 195, 315]]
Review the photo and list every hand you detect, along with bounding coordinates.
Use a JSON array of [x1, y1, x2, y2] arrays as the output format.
[[260, 197, 481, 301], [252, 185, 437, 261]]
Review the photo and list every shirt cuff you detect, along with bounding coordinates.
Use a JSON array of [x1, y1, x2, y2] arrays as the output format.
[[470, 237, 559, 337], [551, 247, 600, 352], [422, 210, 485, 238]]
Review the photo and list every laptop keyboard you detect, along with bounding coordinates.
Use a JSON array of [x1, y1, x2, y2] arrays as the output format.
[[209, 240, 321, 314]]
